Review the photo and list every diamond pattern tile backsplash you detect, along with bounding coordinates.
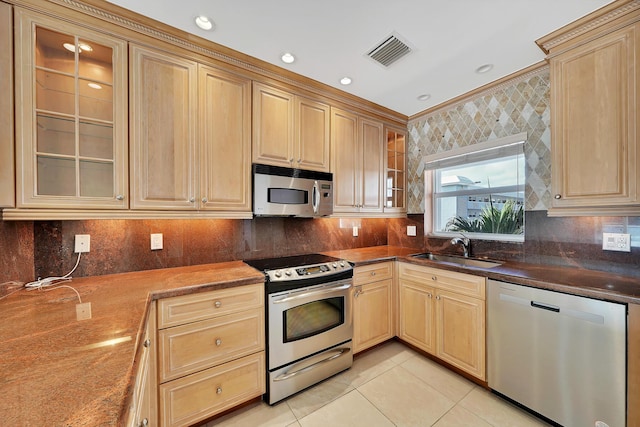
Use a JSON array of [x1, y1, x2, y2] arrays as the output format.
[[407, 66, 551, 214]]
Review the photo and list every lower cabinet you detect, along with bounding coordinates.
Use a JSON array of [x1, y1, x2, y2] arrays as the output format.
[[156, 283, 265, 427], [398, 262, 486, 381], [353, 262, 394, 353]]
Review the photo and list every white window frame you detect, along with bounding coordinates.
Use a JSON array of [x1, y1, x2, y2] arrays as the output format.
[[424, 133, 526, 243]]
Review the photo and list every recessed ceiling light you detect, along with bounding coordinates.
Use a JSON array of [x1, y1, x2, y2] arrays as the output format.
[[417, 94, 431, 101], [195, 15, 214, 31], [281, 53, 295, 64], [87, 82, 102, 90], [475, 64, 493, 74], [340, 77, 352, 85]]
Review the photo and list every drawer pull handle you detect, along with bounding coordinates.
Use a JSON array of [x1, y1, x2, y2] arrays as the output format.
[[143, 338, 151, 348], [216, 387, 222, 395], [215, 338, 222, 346], [139, 418, 149, 427], [214, 300, 222, 308]]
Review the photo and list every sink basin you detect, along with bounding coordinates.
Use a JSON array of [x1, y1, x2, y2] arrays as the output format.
[[410, 252, 502, 269]]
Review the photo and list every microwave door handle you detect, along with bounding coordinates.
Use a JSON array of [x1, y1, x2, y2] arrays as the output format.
[[312, 180, 319, 214]]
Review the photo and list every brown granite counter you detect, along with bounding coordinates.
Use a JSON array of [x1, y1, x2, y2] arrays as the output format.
[[324, 245, 640, 305], [0, 261, 264, 426]]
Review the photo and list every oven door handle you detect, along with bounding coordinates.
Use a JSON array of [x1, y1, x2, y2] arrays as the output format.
[[273, 347, 350, 381], [272, 283, 352, 304]]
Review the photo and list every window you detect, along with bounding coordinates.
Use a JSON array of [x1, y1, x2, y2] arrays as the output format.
[[425, 134, 526, 241]]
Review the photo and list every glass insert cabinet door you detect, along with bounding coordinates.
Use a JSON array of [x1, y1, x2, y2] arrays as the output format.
[[15, 9, 127, 209], [385, 127, 406, 211]]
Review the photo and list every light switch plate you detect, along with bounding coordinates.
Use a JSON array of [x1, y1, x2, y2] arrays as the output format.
[[602, 232, 631, 252], [407, 225, 417, 236], [151, 233, 163, 250], [352, 226, 359, 237]]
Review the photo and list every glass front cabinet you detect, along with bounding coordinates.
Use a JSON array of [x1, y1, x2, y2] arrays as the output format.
[[384, 126, 406, 213], [14, 9, 127, 209]]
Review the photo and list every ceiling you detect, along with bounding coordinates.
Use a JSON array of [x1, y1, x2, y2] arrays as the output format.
[[106, 0, 613, 117]]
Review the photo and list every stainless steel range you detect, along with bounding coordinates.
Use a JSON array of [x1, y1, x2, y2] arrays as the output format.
[[245, 254, 353, 404]]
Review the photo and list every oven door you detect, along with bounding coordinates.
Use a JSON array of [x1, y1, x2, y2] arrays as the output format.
[[267, 279, 353, 370]]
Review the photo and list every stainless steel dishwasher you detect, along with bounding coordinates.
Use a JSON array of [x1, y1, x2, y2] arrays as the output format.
[[487, 279, 626, 427]]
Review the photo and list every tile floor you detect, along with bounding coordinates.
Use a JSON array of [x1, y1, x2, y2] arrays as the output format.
[[207, 341, 549, 427]]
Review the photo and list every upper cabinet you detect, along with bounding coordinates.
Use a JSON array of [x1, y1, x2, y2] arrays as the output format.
[[0, 2, 14, 208], [253, 82, 330, 172], [537, 1, 640, 216], [14, 8, 128, 209], [384, 126, 406, 214], [331, 107, 385, 215], [130, 44, 252, 215]]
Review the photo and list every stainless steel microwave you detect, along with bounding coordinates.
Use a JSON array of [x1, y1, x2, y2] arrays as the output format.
[[253, 164, 333, 218]]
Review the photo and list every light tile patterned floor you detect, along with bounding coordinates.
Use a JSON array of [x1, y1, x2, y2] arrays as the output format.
[[206, 341, 549, 427]]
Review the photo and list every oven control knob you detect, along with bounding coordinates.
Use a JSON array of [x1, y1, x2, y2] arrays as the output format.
[[285, 270, 292, 276], [274, 270, 282, 278], [340, 261, 345, 267], [332, 262, 338, 268]]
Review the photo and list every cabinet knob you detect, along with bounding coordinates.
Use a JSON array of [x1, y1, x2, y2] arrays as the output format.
[[436, 295, 441, 300], [297, 158, 301, 163], [215, 338, 222, 346], [431, 276, 437, 281], [214, 300, 222, 308], [370, 272, 376, 276], [189, 197, 195, 203], [202, 197, 208, 203], [115, 194, 124, 201], [139, 418, 149, 427], [554, 194, 562, 199], [289, 158, 294, 163], [427, 293, 432, 298], [143, 338, 151, 348], [216, 387, 223, 395]]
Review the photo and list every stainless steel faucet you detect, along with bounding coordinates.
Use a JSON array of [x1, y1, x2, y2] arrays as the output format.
[[451, 236, 470, 257]]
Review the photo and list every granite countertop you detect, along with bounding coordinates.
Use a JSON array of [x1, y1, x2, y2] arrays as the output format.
[[0, 261, 264, 426], [325, 246, 640, 305]]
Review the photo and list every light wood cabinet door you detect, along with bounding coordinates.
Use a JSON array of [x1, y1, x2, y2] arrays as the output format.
[[0, 2, 13, 208], [14, 8, 128, 209], [199, 65, 252, 211], [331, 107, 360, 212], [399, 279, 436, 354], [130, 44, 198, 209], [435, 289, 485, 380], [331, 107, 385, 214], [128, 303, 157, 427], [296, 96, 330, 172], [384, 126, 406, 213], [353, 279, 393, 353], [360, 117, 384, 212], [549, 22, 640, 215], [252, 82, 295, 168]]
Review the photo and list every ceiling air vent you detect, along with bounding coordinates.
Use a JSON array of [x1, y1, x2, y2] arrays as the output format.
[[366, 32, 413, 67]]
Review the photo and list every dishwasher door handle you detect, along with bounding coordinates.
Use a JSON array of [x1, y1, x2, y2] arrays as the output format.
[[530, 300, 560, 312]]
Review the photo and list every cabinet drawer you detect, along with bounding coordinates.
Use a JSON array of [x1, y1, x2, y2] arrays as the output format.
[[399, 263, 485, 299], [354, 261, 393, 285], [159, 352, 265, 427], [158, 283, 263, 329], [159, 308, 264, 383]]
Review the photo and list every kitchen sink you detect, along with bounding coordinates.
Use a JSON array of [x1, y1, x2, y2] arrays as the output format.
[[410, 252, 503, 269]]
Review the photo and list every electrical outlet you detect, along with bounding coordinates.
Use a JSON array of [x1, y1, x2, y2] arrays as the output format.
[[150, 233, 163, 250], [602, 232, 631, 252], [74, 234, 90, 253], [352, 226, 359, 237], [407, 225, 417, 236], [76, 302, 92, 320]]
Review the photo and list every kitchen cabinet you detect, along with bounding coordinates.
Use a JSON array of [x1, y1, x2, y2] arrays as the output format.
[[331, 107, 385, 214], [252, 82, 330, 172], [630, 303, 640, 427], [384, 126, 406, 213], [126, 303, 157, 427], [398, 262, 486, 380], [353, 262, 394, 353], [14, 8, 128, 209], [537, 6, 640, 216], [0, 2, 13, 208], [130, 44, 252, 214], [156, 283, 265, 427]]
